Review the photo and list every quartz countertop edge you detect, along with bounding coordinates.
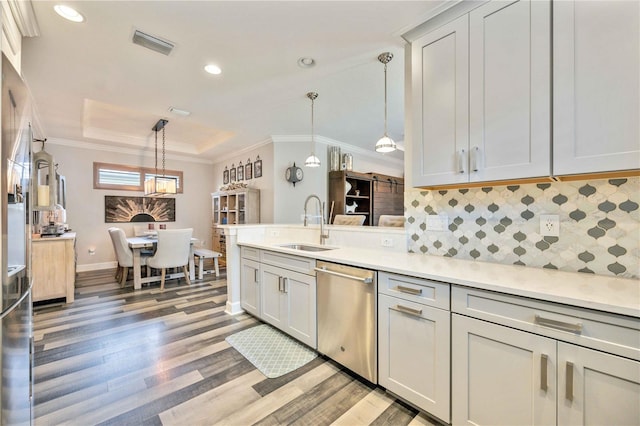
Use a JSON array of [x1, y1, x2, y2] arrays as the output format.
[[32, 232, 76, 241], [238, 241, 640, 319]]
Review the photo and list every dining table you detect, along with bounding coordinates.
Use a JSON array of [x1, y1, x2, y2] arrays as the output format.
[[126, 236, 198, 290]]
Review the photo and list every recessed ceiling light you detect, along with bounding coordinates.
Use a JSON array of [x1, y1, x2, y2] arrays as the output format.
[[54, 5, 84, 23], [297, 57, 315, 68], [204, 64, 222, 75]]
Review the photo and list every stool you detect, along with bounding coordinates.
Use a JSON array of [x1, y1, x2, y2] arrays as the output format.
[[193, 248, 221, 279]]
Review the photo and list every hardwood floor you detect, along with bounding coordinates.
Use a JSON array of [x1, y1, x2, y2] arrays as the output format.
[[33, 268, 439, 426]]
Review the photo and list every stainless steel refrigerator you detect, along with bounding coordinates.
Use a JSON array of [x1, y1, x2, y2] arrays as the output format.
[[1, 53, 34, 425]]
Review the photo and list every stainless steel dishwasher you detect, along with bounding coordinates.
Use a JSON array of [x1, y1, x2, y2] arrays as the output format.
[[315, 261, 377, 383]]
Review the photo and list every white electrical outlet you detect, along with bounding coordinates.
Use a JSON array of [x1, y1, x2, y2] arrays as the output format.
[[270, 229, 280, 237], [426, 214, 449, 231], [381, 238, 393, 247], [539, 214, 560, 237]]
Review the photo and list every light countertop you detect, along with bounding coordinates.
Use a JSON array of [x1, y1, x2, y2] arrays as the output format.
[[239, 241, 640, 318], [32, 232, 76, 242]]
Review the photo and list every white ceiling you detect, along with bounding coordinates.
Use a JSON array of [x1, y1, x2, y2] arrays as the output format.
[[21, 1, 449, 163]]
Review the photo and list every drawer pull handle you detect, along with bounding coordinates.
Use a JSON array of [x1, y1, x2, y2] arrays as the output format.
[[397, 285, 422, 295], [283, 277, 288, 294], [254, 269, 259, 283], [540, 354, 548, 392], [278, 276, 283, 292], [394, 305, 423, 317], [534, 315, 583, 334], [566, 361, 574, 401]]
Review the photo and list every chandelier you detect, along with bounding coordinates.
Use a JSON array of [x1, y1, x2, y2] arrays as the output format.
[[144, 118, 177, 196]]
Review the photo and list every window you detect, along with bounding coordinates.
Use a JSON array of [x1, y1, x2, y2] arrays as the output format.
[[93, 162, 183, 193]]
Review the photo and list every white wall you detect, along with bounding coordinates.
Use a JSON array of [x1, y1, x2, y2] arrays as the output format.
[[211, 142, 275, 223], [43, 142, 215, 271], [212, 136, 404, 225]]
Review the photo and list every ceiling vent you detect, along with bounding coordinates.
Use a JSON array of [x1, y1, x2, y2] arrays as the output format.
[[132, 29, 174, 56]]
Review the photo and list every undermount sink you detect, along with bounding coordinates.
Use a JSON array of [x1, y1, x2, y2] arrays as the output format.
[[278, 243, 336, 252]]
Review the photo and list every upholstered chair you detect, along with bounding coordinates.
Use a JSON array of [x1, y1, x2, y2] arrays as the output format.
[[146, 228, 193, 291]]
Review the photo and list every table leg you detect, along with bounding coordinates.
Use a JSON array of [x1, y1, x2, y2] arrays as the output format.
[[132, 248, 142, 290], [189, 246, 195, 281]]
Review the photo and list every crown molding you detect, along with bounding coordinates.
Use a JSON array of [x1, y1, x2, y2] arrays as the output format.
[[46, 137, 215, 165]]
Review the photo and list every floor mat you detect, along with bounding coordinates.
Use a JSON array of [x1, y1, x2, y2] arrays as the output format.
[[225, 324, 317, 378]]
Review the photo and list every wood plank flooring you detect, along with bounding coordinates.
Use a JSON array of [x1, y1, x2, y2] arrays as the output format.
[[33, 268, 440, 426]]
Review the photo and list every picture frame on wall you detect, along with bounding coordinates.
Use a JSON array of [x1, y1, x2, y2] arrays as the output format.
[[245, 160, 253, 180], [254, 156, 262, 178], [223, 166, 229, 184], [230, 164, 236, 182], [237, 162, 244, 181]]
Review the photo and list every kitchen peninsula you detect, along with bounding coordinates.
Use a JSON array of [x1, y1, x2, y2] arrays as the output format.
[[221, 223, 639, 425], [31, 232, 76, 303]]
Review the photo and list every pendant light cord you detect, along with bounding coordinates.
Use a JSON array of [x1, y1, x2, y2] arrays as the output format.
[[311, 95, 315, 155], [384, 62, 388, 137], [162, 126, 166, 177]]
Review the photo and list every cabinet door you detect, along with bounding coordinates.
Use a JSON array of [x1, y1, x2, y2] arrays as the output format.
[[411, 15, 469, 187], [553, 0, 640, 175], [260, 264, 285, 329], [378, 295, 450, 423], [558, 342, 640, 426], [240, 259, 260, 317], [469, 0, 551, 182], [32, 241, 67, 301], [283, 269, 317, 349], [452, 314, 556, 425]]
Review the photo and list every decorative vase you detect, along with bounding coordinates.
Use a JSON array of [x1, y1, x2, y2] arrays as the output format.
[[345, 181, 352, 195]]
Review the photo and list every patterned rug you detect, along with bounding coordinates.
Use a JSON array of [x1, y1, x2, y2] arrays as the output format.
[[226, 324, 317, 378]]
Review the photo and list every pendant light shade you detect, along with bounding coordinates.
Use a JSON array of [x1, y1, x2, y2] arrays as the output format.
[[375, 52, 397, 153], [305, 92, 321, 167], [145, 119, 177, 196]]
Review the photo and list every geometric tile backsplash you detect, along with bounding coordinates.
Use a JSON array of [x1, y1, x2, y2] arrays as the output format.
[[406, 177, 639, 279]]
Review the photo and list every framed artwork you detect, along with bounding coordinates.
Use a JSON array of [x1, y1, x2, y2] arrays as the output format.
[[237, 162, 244, 181], [223, 166, 229, 184], [230, 164, 236, 182], [105, 196, 175, 223], [245, 160, 253, 180], [254, 156, 263, 178]]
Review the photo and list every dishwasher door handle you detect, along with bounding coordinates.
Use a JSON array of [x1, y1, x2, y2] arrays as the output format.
[[314, 267, 373, 284]]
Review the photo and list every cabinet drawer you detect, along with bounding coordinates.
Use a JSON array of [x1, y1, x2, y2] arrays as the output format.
[[261, 250, 316, 275], [240, 246, 260, 261], [452, 286, 640, 361], [379, 272, 450, 310]]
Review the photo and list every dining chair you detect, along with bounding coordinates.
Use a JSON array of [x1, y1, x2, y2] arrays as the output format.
[[147, 228, 193, 291], [378, 215, 405, 227], [333, 214, 366, 225], [108, 227, 152, 287]]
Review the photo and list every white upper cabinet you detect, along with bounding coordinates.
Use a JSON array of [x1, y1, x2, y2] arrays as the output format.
[[411, 0, 551, 187], [553, 0, 640, 175], [412, 15, 469, 186], [469, 0, 550, 182], [1, 0, 22, 73]]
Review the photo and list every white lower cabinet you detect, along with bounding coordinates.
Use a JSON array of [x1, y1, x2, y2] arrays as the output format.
[[260, 263, 316, 348], [240, 246, 317, 349], [558, 342, 640, 426], [240, 258, 260, 317], [452, 286, 640, 426], [377, 272, 451, 423], [452, 314, 557, 425]]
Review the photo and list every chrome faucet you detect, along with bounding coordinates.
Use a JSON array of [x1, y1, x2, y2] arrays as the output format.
[[304, 194, 330, 245]]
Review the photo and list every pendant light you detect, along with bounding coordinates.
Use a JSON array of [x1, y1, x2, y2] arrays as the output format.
[[375, 52, 397, 153], [144, 119, 177, 196], [304, 92, 321, 167]]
